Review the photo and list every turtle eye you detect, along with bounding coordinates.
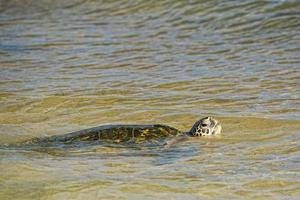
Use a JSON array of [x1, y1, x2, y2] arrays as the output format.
[[202, 124, 207, 127]]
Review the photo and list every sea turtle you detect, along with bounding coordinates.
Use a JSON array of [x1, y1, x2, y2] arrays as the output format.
[[30, 116, 221, 146]]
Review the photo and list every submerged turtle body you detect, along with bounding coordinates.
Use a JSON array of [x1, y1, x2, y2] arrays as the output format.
[[33, 124, 182, 144], [31, 117, 222, 145]]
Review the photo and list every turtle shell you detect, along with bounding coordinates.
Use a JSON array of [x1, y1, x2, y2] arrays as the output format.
[[33, 124, 182, 144]]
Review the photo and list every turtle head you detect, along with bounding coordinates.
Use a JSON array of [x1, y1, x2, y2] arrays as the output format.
[[189, 117, 221, 136]]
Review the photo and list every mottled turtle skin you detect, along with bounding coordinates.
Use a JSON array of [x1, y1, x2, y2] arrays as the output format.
[[31, 117, 221, 145]]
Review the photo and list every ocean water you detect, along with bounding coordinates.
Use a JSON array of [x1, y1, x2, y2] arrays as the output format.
[[0, 0, 300, 199]]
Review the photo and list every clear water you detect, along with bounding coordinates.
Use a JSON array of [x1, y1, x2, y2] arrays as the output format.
[[0, 0, 300, 199]]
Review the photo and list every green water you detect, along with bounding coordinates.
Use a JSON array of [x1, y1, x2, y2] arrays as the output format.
[[0, 0, 300, 199]]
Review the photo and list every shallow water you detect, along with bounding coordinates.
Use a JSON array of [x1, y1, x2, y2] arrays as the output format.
[[0, 0, 300, 199]]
